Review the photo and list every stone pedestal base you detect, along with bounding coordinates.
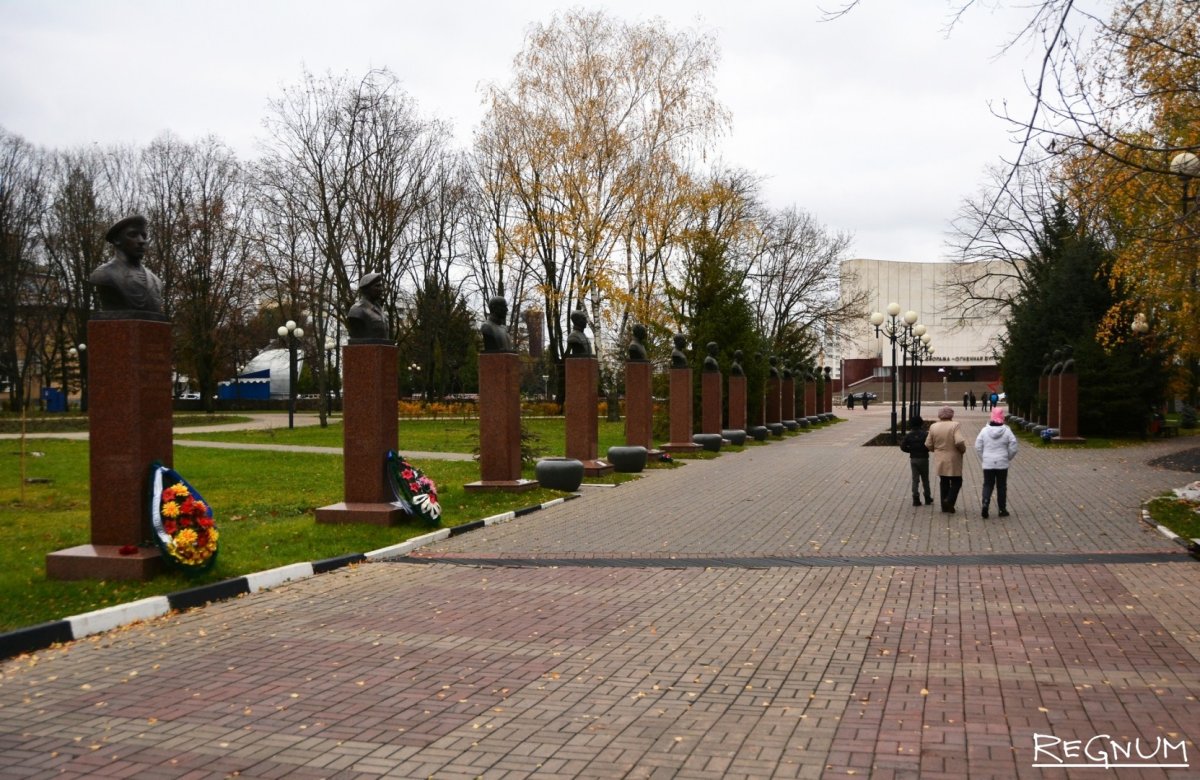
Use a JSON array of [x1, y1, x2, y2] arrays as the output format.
[[315, 502, 409, 525], [782, 377, 796, 425], [566, 357, 602, 464], [580, 459, 614, 477], [1057, 373, 1082, 440], [49, 318, 172, 581], [46, 545, 162, 581], [318, 342, 401, 524], [663, 366, 697, 451], [701, 371, 722, 435], [766, 377, 782, 427], [464, 479, 540, 493], [474, 352, 527, 490], [728, 375, 747, 431], [804, 386, 816, 419], [625, 361, 654, 450]]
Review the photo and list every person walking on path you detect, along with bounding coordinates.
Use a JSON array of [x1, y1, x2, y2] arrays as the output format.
[[962, 392, 969, 410], [900, 416, 934, 507], [975, 406, 1018, 518], [969, 390, 977, 410], [926, 406, 967, 513], [981, 392, 989, 412]]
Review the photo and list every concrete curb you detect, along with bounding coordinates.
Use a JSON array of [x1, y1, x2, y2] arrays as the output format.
[[1138, 502, 1200, 555], [0, 494, 581, 661]]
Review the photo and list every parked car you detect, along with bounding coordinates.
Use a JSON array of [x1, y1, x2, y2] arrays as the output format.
[[178, 391, 200, 400], [847, 392, 878, 402]]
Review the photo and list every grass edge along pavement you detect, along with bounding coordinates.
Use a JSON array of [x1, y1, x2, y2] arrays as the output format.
[[0, 493, 582, 660]]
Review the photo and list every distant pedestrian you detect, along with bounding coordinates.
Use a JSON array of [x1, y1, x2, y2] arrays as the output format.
[[900, 416, 933, 507], [969, 390, 977, 410], [963, 392, 969, 410], [990, 391, 999, 409], [981, 392, 989, 412], [847, 394, 855, 409], [862, 394, 869, 410], [975, 407, 1018, 518], [926, 406, 966, 514]]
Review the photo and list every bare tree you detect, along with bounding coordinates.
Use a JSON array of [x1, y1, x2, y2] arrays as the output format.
[[0, 128, 48, 411], [477, 9, 728, 377]]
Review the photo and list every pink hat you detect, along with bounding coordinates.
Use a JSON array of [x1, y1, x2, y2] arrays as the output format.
[[990, 407, 1006, 424]]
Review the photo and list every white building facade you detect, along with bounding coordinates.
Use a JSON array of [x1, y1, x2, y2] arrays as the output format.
[[840, 258, 1016, 388]]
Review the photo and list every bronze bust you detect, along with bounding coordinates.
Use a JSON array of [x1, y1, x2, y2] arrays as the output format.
[[346, 272, 390, 340], [730, 349, 745, 377], [627, 323, 648, 361], [566, 308, 592, 357], [703, 341, 719, 372], [769, 355, 780, 379], [89, 215, 164, 315], [480, 295, 515, 352], [670, 334, 688, 368]]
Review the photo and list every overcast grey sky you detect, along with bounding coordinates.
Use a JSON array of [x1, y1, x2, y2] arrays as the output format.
[[0, 0, 1038, 262]]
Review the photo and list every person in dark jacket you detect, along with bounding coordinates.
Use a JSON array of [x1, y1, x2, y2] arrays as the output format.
[[900, 416, 934, 507]]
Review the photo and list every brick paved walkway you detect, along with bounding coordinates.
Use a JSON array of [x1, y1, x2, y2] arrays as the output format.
[[2, 410, 1198, 778]]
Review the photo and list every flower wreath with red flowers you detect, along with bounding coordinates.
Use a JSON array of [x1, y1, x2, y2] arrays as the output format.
[[149, 462, 219, 572], [386, 451, 441, 525]]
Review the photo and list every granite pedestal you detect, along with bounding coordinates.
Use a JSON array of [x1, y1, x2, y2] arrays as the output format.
[[727, 375, 747, 433], [465, 352, 539, 492], [565, 356, 613, 476], [48, 317, 171, 580], [782, 376, 797, 428], [624, 360, 657, 453], [317, 342, 409, 524], [701, 370, 722, 435], [662, 366, 700, 453], [1051, 372, 1086, 444]]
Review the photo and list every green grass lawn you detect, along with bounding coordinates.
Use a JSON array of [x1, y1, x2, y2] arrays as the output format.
[[0, 413, 253, 434], [0, 439, 606, 632], [1146, 492, 1200, 542], [177, 417, 633, 456]]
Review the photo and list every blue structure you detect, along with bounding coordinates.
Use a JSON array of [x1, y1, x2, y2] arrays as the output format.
[[217, 369, 271, 401]]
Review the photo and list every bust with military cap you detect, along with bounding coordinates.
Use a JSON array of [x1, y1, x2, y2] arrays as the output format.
[[346, 272, 390, 341], [89, 215, 164, 316]]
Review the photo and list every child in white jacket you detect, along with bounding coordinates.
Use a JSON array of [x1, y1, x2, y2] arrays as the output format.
[[975, 407, 1018, 518]]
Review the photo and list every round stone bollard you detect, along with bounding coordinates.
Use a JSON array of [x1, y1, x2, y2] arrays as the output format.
[[606, 445, 648, 473], [535, 457, 585, 492], [692, 433, 723, 452], [748, 425, 769, 442], [766, 423, 785, 437], [721, 429, 747, 446]]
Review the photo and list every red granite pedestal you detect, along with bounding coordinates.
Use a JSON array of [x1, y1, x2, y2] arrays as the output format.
[[701, 371, 722, 435], [1051, 372, 1086, 444], [662, 367, 700, 453], [804, 383, 816, 419], [624, 360, 657, 453], [766, 376, 783, 435], [1038, 375, 1049, 425], [782, 376, 797, 425], [47, 318, 171, 580], [565, 356, 613, 476], [317, 343, 409, 523], [1047, 372, 1061, 430], [727, 375, 747, 431], [466, 351, 539, 492]]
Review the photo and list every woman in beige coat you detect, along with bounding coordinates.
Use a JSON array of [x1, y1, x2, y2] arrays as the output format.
[[925, 406, 967, 513]]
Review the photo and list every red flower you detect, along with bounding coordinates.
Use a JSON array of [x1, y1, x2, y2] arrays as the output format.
[[199, 516, 213, 529], [409, 481, 421, 493], [118, 544, 138, 556], [402, 468, 415, 480], [196, 530, 209, 547], [161, 488, 176, 503], [164, 520, 177, 535]]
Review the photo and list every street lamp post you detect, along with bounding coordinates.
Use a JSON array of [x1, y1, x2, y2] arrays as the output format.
[[870, 304, 917, 442], [277, 320, 304, 429], [542, 374, 550, 402]]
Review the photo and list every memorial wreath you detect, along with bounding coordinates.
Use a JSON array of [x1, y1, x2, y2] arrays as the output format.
[[149, 462, 219, 571]]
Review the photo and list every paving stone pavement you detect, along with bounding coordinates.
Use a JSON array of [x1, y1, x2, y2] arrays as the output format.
[[2, 409, 1198, 779]]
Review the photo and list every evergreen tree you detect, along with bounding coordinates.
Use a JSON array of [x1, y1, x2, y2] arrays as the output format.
[[1001, 202, 1166, 436]]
